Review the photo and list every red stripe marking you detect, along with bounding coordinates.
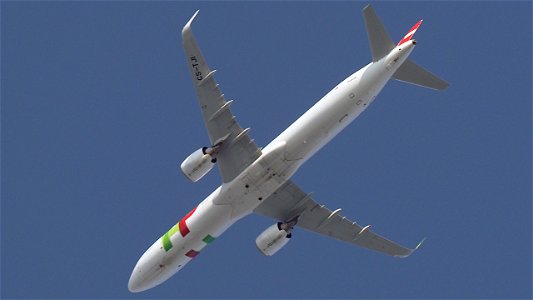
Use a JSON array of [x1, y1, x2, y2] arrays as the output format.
[[185, 249, 199, 258], [178, 207, 197, 237], [397, 19, 423, 46]]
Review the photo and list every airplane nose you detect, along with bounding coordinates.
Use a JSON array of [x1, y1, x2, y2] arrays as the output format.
[[128, 256, 155, 293], [129, 238, 175, 293], [128, 247, 166, 293], [128, 279, 140, 293], [128, 262, 167, 293], [128, 267, 145, 293]]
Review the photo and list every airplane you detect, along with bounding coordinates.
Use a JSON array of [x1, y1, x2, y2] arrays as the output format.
[[128, 4, 448, 293]]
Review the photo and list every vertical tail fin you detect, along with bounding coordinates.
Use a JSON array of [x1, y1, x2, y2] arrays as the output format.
[[398, 20, 423, 46], [362, 5, 449, 90], [362, 5, 395, 62]]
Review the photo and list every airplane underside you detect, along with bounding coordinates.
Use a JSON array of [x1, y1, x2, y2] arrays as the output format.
[[129, 4, 447, 293]]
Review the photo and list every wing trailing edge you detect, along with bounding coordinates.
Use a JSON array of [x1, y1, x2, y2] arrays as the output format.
[[254, 180, 424, 258]]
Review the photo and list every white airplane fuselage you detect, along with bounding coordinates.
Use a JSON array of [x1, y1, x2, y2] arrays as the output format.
[[128, 40, 416, 293]]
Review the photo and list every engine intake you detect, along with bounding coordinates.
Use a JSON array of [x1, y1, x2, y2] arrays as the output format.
[[256, 223, 292, 256], [180, 147, 215, 182]]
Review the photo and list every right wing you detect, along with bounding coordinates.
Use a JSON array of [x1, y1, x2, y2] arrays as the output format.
[[254, 180, 424, 258], [182, 11, 262, 183]]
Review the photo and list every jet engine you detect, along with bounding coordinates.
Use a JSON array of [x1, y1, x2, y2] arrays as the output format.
[[255, 223, 292, 256], [180, 147, 216, 182]]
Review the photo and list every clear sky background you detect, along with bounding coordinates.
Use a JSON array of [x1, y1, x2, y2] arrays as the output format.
[[2, 1, 531, 299]]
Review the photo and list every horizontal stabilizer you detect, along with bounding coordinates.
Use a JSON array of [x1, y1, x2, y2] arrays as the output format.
[[393, 59, 449, 90], [363, 5, 395, 62]]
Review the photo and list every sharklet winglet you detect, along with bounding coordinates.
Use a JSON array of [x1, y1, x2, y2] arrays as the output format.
[[414, 237, 427, 250], [392, 237, 427, 258], [182, 10, 200, 38]]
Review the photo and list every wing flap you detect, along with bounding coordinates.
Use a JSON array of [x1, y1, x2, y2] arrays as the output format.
[[254, 180, 420, 258]]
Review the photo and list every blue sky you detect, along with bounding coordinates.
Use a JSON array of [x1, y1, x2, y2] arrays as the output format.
[[2, 1, 531, 299]]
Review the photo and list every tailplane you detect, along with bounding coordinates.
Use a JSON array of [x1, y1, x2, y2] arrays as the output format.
[[362, 4, 448, 90], [393, 59, 449, 90]]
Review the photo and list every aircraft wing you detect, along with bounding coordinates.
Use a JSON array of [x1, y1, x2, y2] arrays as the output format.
[[253, 180, 423, 257], [182, 11, 261, 183]]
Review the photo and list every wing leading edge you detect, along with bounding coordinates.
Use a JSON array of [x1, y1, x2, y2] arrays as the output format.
[[182, 11, 261, 183], [254, 180, 424, 258]]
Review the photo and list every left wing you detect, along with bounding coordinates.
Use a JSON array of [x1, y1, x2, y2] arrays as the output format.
[[182, 11, 262, 183], [254, 180, 424, 258]]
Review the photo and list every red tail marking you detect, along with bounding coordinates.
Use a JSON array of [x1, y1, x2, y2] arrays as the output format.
[[398, 19, 423, 46]]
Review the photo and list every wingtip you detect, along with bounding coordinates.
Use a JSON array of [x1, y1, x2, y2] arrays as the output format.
[[192, 9, 200, 20], [414, 237, 427, 250], [394, 237, 426, 258], [182, 10, 200, 38], [362, 4, 375, 14]]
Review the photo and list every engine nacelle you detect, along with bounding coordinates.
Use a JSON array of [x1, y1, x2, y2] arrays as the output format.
[[255, 223, 291, 256], [180, 147, 215, 182]]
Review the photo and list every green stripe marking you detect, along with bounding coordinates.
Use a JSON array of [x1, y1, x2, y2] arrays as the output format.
[[162, 233, 173, 251], [202, 234, 215, 244], [162, 223, 181, 252], [168, 224, 180, 237]]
